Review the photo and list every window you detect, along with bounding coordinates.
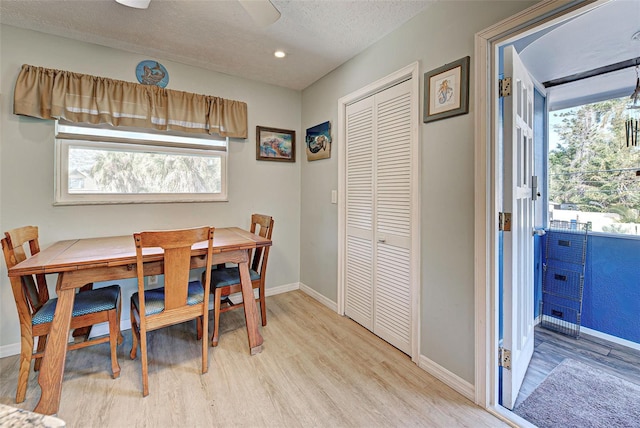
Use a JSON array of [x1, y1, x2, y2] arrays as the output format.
[[55, 121, 227, 204], [548, 97, 640, 235]]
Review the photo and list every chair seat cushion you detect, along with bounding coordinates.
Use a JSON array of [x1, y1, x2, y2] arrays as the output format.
[[210, 267, 260, 288], [32, 284, 121, 325], [132, 281, 204, 316]]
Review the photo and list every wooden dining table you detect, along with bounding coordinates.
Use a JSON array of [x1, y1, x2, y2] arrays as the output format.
[[7, 227, 271, 416]]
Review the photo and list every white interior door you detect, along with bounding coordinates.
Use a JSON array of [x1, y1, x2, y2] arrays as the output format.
[[345, 95, 375, 331], [373, 80, 413, 354], [344, 79, 414, 355], [501, 45, 536, 410]]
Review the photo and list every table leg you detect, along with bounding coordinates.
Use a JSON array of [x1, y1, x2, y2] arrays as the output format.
[[238, 258, 263, 354], [34, 279, 75, 415]]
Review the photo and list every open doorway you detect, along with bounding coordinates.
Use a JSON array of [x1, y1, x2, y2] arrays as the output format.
[[475, 0, 640, 425]]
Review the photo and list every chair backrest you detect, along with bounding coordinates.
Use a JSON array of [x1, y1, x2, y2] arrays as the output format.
[[2, 226, 50, 316], [134, 226, 214, 316], [249, 214, 274, 277]]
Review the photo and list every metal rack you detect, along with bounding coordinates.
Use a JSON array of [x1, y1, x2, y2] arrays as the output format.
[[539, 220, 589, 338]]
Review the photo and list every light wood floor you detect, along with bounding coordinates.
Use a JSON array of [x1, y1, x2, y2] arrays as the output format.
[[0, 290, 509, 427], [514, 325, 640, 409]]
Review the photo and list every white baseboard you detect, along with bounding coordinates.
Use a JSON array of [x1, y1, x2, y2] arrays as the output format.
[[536, 316, 640, 352], [418, 355, 475, 402], [581, 327, 640, 352], [265, 282, 300, 297], [89, 319, 133, 339], [226, 282, 300, 304], [0, 319, 135, 359], [299, 282, 338, 312], [0, 342, 21, 359]]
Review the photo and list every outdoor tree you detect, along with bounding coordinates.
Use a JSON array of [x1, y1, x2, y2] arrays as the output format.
[[549, 97, 640, 222], [87, 150, 220, 194]]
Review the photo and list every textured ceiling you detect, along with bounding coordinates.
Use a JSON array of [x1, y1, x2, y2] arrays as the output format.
[[0, 0, 434, 90]]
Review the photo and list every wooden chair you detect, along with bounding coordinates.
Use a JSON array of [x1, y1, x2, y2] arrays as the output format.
[[204, 214, 273, 347], [129, 226, 214, 397], [1, 226, 122, 404]]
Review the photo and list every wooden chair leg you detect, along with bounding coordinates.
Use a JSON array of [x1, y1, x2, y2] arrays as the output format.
[[130, 304, 139, 360], [33, 335, 47, 371], [211, 288, 222, 347], [15, 332, 33, 403], [108, 308, 121, 379], [116, 290, 123, 345], [202, 307, 209, 374], [140, 328, 149, 397], [196, 316, 203, 341], [259, 282, 267, 327]]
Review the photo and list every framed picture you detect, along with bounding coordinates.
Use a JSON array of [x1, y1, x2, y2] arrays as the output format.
[[256, 126, 296, 162], [423, 56, 470, 123], [305, 121, 332, 161]]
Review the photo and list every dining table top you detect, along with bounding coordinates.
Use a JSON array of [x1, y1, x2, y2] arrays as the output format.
[[8, 226, 272, 277]]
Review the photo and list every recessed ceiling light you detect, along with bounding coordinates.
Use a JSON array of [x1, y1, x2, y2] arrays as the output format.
[[274, 51, 286, 58]]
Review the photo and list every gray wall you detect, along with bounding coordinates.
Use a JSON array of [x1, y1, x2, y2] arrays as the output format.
[[1, 0, 537, 386], [0, 25, 301, 350], [300, 1, 535, 383]]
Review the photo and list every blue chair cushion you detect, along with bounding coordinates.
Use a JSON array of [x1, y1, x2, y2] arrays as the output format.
[[210, 267, 260, 288], [132, 281, 204, 316], [32, 284, 120, 326]]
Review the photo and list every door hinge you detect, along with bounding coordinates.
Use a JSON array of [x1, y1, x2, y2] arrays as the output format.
[[498, 212, 512, 231], [499, 77, 512, 97], [499, 347, 512, 370]]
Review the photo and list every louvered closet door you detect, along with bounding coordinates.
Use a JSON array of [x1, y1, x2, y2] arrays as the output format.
[[345, 79, 413, 354], [345, 95, 375, 331], [374, 79, 412, 354]]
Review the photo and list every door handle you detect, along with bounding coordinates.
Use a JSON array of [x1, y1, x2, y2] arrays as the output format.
[[533, 229, 546, 236], [377, 238, 386, 243]]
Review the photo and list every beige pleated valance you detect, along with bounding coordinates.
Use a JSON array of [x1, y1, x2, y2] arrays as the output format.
[[13, 64, 247, 138]]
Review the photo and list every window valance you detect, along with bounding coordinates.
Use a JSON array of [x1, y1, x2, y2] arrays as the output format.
[[13, 64, 248, 138]]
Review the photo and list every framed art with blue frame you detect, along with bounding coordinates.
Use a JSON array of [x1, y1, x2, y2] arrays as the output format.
[[423, 56, 470, 123]]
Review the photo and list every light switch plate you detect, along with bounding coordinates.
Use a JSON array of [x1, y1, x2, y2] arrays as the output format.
[[331, 190, 337, 204]]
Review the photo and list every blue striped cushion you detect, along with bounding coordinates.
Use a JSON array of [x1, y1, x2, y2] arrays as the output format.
[[132, 281, 204, 316], [210, 267, 260, 288], [32, 284, 120, 326]]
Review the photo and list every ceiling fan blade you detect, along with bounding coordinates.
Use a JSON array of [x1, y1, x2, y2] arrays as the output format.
[[238, 0, 281, 27], [115, 0, 151, 9]]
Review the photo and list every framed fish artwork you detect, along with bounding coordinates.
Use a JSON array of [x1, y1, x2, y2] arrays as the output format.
[[136, 60, 169, 88]]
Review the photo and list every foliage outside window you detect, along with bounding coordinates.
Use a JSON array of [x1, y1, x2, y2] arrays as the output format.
[[55, 121, 227, 205], [548, 97, 640, 235]]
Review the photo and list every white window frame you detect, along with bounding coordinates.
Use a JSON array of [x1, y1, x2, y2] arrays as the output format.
[[54, 121, 228, 205]]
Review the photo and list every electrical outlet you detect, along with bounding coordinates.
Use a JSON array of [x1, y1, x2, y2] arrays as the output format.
[[148, 275, 158, 285]]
